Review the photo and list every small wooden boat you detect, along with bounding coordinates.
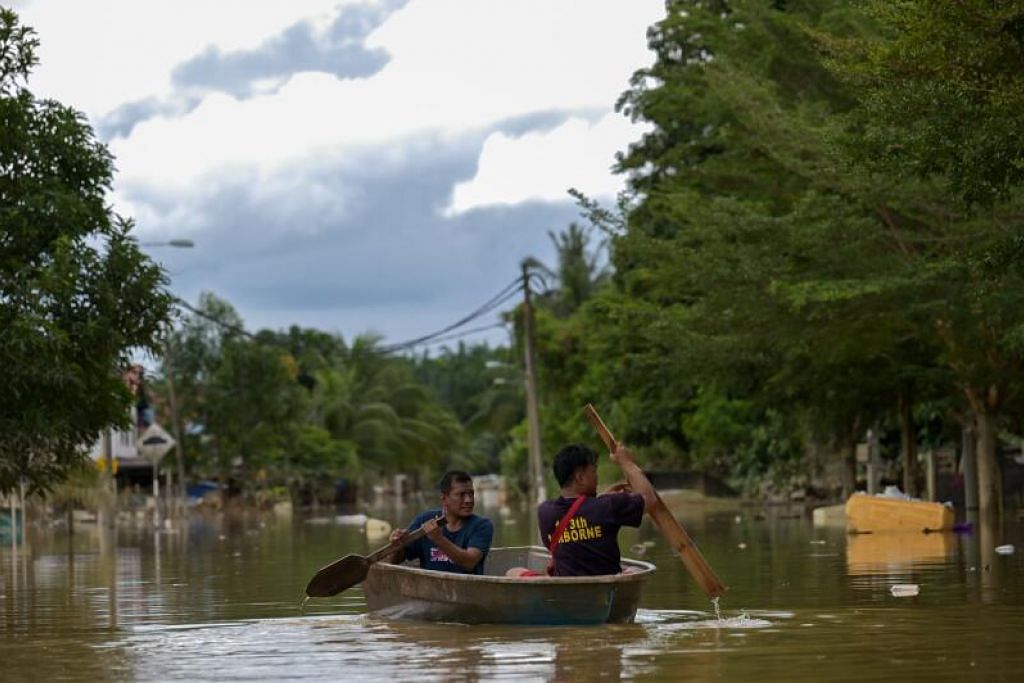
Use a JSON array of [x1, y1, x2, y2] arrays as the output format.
[[845, 493, 954, 533], [362, 546, 656, 625]]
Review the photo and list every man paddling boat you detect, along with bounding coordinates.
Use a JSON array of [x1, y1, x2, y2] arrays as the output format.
[[387, 470, 494, 574], [539, 443, 657, 576], [506, 443, 658, 578]]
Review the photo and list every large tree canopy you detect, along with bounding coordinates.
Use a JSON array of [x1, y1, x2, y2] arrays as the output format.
[[0, 9, 172, 493], [827, 0, 1024, 206], [554, 0, 1024, 513]]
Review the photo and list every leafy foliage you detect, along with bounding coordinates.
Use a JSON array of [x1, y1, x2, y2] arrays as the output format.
[[0, 9, 172, 493], [825, 0, 1024, 206], [157, 295, 464, 503]]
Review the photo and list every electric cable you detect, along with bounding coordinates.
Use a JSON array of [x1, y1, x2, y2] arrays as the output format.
[[169, 274, 526, 355]]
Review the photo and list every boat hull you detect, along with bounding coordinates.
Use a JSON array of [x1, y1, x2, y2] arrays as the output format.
[[363, 546, 655, 625]]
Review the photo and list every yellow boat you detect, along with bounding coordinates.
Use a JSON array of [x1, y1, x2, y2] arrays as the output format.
[[845, 493, 954, 533]]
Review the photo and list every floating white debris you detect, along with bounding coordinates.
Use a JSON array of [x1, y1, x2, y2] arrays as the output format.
[[305, 517, 332, 526], [890, 584, 920, 597], [335, 513, 368, 526], [995, 544, 1015, 555]]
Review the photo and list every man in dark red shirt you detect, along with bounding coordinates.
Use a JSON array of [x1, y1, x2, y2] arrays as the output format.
[[537, 443, 658, 576]]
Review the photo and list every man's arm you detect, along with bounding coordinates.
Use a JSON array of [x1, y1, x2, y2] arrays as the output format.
[[425, 519, 484, 571], [602, 481, 631, 495], [610, 444, 658, 512], [386, 527, 409, 564]]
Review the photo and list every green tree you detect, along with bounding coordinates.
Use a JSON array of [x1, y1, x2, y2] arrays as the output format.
[[826, 0, 1024, 206], [414, 342, 522, 473], [562, 1, 962, 497], [0, 9, 172, 493], [824, 0, 1024, 517], [536, 223, 609, 317], [160, 299, 464, 502]]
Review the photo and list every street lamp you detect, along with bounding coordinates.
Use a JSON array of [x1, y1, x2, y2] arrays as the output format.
[[140, 239, 194, 248], [137, 237, 195, 526]]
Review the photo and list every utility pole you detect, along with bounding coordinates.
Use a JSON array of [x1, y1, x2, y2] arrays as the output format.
[[521, 260, 545, 509], [153, 460, 162, 530], [164, 340, 188, 517], [102, 428, 116, 530]]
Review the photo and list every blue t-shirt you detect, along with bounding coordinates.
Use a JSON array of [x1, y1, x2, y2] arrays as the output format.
[[403, 509, 494, 574], [537, 493, 645, 576]]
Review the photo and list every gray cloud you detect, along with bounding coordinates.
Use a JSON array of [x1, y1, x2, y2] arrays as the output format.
[[171, 0, 404, 97], [94, 0, 406, 142], [132, 121, 589, 348], [96, 95, 203, 141]]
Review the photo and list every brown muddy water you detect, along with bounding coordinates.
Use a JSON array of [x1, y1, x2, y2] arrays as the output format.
[[2, 498, 1023, 682]]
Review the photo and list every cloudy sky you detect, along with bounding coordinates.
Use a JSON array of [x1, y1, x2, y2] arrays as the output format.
[[12, 0, 664, 350]]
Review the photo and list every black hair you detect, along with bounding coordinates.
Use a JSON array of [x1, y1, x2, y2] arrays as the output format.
[[552, 443, 597, 487], [438, 470, 473, 493]]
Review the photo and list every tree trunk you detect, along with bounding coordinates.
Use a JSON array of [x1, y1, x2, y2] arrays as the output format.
[[961, 423, 978, 511], [974, 409, 1004, 522], [897, 391, 918, 497], [964, 384, 1004, 523]]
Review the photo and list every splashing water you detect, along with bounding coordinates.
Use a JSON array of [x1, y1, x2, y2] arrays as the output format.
[[712, 596, 722, 621], [299, 596, 311, 615]]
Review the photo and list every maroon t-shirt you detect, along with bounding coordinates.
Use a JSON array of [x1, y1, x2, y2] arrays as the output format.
[[537, 493, 645, 576]]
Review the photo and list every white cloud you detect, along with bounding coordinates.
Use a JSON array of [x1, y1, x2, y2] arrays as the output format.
[[95, 0, 662, 203], [446, 113, 645, 215], [17, 0, 358, 117], [18, 0, 664, 215]]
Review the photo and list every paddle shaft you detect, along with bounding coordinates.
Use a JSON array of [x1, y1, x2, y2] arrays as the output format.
[[305, 516, 441, 598], [365, 519, 435, 562], [583, 404, 726, 599]]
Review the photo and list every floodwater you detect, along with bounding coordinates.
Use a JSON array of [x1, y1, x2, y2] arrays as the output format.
[[2, 497, 1023, 682]]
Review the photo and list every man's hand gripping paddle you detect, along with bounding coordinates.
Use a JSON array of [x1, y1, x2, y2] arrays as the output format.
[[583, 404, 726, 599]]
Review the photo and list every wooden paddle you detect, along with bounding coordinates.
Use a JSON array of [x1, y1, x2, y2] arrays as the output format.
[[305, 516, 441, 598], [583, 404, 727, 599]]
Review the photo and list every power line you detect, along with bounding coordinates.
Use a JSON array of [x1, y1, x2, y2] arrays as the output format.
[[377, 279, 522, 353], [169, 275, 524, 355], [392, 322, 510, 353], [172, 297, 259, 341]]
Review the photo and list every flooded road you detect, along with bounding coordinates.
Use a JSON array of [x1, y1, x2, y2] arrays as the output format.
[[2, 499, 1023, 681]]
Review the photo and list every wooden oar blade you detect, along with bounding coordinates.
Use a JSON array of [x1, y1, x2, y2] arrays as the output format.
[[647, 500, 727, 598], [304, 554, 371, 598]]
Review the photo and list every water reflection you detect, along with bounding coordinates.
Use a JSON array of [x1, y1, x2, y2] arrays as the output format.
[[2, 503, 1023, 681], [106, 609, 785, 682], [846, 532, 954, 576], [978, 515, 1007, 601]]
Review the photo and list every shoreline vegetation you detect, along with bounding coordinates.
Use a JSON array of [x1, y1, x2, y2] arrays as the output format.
[[4, 4, 1024, 525]]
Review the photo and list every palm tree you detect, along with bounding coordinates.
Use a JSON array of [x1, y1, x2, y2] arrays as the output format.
[[539, 222, 610, 317]]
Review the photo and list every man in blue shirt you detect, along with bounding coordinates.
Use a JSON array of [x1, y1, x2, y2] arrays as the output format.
[[388, 470, 494, 574]]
